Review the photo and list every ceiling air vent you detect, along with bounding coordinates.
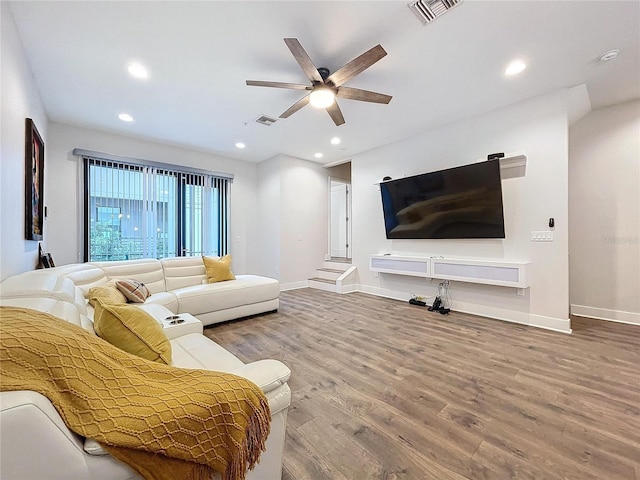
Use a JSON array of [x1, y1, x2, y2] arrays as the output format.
[[408, 0, 462, 25], [255, 114, 278, 126]]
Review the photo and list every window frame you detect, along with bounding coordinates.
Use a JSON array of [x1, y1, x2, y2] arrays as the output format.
[[78, 150, 232, 262]]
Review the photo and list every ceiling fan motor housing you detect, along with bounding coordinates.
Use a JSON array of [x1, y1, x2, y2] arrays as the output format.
[[318, 67, 331, 82]]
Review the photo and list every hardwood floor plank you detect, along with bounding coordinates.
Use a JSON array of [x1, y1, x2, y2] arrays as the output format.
[[297, 417, 386, 478], [471, 441, 565, 480], [204, 289, 640, 480], [282, 427, 351, 480]]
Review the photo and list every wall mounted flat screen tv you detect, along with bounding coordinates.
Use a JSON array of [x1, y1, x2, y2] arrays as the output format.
[[380, 159, 505, 239]]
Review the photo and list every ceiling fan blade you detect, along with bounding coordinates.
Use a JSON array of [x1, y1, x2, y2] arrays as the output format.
[[336, 86, 392, 104], [284, 38, 323, 84], [327, 44, 387, 87], [280, 94, 311, 119], [246, 80, 311, 90], [326, 101, 345, 126]]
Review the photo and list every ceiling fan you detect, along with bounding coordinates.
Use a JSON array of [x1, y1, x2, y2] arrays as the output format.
[[246, 38, 392, 126]]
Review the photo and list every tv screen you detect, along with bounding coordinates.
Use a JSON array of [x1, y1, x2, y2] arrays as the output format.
[[380, 159, 505, 239]]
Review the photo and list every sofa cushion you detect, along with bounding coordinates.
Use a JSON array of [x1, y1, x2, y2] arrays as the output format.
[[172, 274, 279, 317], [115, 278, 151, 303], [142, 291, 179, 312], [57, 264, 108, 296], [0, 297, 94, 333], [172, 281, 244, 316], [93, 302, 172, 365], [136, 303, 176, 321], [236, 275, 281, 303], [203, 255, 235, 283], [0, 271, 87, 315], [90, 259, 166, 294], [170, 333, 244, 371], [161, 256, 207, 291]]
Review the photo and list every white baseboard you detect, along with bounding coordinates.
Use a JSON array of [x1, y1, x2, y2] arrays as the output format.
[[355, 284, 572, 333], [337, 284, 358, 294], [528, 314, 572, 334], [280, 281, 309, 291], [571, 304, 640, 326], [450, 300, 571, 334], [357, 284, 410, 302]]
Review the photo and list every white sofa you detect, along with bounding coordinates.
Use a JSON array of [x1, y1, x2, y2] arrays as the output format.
[[0, 257, 290, 480]]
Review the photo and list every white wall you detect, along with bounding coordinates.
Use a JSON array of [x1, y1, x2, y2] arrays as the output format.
[[279, 155, 328, 286], [0, 3, 49, 281], [257, 154, 328, 288], [45, 123, 259, 274], [569, 100, 640, 325], [257, 156, 281, 279], [350, 90, 571, 332]]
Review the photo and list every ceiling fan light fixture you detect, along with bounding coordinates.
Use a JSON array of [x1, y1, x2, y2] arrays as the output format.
[[309, 87, 335, 109]]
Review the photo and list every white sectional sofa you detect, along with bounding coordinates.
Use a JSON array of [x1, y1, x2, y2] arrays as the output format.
[[0, 256, 280, 326], [0, 257, 289, 480]]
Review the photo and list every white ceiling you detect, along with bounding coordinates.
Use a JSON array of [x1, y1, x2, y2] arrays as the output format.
[[8, 1, 640, 165]]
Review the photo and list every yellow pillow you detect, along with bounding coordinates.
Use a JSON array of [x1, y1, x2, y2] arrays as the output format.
[[87, 284, 128, 308], [93, 302, 171, 365], [203, 255, 236, 283]]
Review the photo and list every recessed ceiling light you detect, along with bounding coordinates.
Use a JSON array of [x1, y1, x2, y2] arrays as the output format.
[[330, 137, 341, 145], [505, 60, 526, 76], [599, 49, 620, 62], [127, 62, 149, 79], [235, 142, 246, 149], [118, 113, 134, 122], [314, 152, 323, 159]]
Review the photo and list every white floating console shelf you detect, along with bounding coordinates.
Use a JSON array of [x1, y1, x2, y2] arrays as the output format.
[[370, 254, 529, 288], [370, 255, 431, 278], [476, 151, 527, 172]]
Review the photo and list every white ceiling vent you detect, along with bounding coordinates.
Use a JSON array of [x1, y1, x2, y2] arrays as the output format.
[[408, 0, 462, 25], [255, 114, 278, 126]]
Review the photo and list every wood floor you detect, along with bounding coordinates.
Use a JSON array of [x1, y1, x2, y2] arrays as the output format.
[[204, 289, 640, 480]]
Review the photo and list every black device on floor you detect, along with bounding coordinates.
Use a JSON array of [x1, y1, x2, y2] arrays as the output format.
[[428, 296, 450, 315], [428, 297, 442, 311]]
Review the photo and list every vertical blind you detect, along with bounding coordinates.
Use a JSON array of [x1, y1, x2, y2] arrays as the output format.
[[83, 156, 230, 262]]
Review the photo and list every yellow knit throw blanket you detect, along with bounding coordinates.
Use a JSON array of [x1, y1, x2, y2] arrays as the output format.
[[0, 307, 271, 480]]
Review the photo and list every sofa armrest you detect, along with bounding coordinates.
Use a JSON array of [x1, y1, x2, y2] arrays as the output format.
[[230, 359, 291, 394], [0, 391, 90, 478]]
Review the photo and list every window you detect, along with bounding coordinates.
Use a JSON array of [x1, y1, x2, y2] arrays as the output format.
[[82, 155, 230, 262]]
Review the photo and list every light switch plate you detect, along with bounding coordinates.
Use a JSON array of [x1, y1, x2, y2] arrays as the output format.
[[531, 231, 554, 242]]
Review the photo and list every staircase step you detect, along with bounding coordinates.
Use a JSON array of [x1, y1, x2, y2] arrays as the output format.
[[316, 269, 341, 281], [323, 261, 351, 271], [318, 268, 344, 274], [308, 277, 336, 285], [308, 277, 338, 293], [330, 257, 351, 264]]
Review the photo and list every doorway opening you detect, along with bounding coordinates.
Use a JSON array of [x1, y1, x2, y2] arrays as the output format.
[[330, 179, 351, 261]]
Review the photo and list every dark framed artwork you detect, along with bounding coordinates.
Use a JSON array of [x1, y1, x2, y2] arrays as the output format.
[[25, 118, 45, 241]]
